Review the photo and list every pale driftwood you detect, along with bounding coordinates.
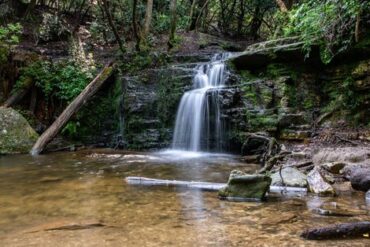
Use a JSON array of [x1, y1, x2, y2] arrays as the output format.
[[301, 221, 370, 240], [31, 61, 114, 155], [2, 77, 33, 108], [125, 176, 225, 191], [125, 176, 307, 194]]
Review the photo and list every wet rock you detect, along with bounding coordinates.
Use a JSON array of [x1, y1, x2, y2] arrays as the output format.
[[241, 133, 279, 157], [242, 155, 259, 163], [259, 211, 298, 225], [278, 113, 307, 129], [311, 207, 364, 217], [333, 182, 353, 193], [279, 129, 310, 141], [271, 167, 307, 187], [218, 170, 271, 200], [350, 168, 370, 192], [366, 191, 370, 201], [0, 107, 39, 154], [312, 147, 370, 165], [307, 167, 336, 196], [322, 162, 346, 174]]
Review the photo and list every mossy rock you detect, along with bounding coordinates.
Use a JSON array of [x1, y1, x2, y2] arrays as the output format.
[[219, 170, 271, 200], [0, 107, 38, 154]]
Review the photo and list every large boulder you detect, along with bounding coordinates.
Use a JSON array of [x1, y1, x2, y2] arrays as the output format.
[[307, 167, 336, 196], [219, 170, 271, 200], [0, 107, 38, 154], [350, 167, 370, 192], [312, 147, 370, 165], [271, 167, 307, 187]]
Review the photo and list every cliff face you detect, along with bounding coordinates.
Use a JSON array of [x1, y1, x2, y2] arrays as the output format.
[[120, 39, 370, 151]]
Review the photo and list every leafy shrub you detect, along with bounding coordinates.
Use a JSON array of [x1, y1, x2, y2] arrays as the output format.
[[281, 0, 369, 63], [0, 22, 22, 46], [15, 60, 94, 102], [37, 13, 69, 42]]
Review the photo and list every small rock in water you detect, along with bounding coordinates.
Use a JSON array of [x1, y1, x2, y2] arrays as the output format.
[[350, 168, 370, 192], [307, 167, 336, 196], [218, 170, 271, 201], [271, 167, 307, 188], [322, 162, 346, 174], [40, 177, 63, 183]]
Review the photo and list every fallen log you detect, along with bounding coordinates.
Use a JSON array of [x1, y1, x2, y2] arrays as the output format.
[[301, 221, 370, 240], [125, 176, 225, 191], [31, 61, 114, 155], [125, 176, 307, 194], [2, 77, 33, 108]]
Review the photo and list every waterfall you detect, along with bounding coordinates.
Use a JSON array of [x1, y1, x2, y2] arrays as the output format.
[[172, 53, 230, 152]]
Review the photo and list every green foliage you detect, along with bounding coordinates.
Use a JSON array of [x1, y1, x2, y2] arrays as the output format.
[[37, 13, 69, 42], [281, 0, 368, 63], [15, 60, 94, 102], [61, 121, 80, 138], [0, 22, 22, 46]]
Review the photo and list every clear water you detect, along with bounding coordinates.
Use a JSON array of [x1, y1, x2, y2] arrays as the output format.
[[172, 54, 230, 152], [0, 150, 369, 246]]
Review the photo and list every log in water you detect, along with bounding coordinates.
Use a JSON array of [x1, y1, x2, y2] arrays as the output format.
[[301, 221, 370, 240], [125, 176, 307, 194]]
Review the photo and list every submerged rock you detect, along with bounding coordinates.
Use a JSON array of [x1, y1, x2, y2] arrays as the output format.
[[271, 167, 307, 187], [307, 167, 336, 196], [218, 170, 271, 200], [350, 168, 370, 192], [322, 162, 346, 174], [0, 107, 38, 154]]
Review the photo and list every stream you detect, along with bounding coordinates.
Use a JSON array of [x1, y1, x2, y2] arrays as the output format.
[[0, 150, 369, 246]]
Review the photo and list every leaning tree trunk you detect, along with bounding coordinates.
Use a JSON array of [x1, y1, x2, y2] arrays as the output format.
[[31, 62, 114, 155], [101, 0, 125, 54]]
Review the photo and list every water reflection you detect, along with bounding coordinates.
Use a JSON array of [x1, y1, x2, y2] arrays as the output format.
[[0, 150, 369, 246]]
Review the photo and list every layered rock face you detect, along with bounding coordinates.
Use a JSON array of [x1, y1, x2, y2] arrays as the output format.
[[119, 38, 370, 151]]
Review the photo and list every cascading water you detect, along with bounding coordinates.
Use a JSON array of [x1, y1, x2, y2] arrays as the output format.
[[172, 53, 231, 152]]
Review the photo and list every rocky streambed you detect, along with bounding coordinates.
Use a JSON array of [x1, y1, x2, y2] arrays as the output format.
[[0, 149, 369, 246]]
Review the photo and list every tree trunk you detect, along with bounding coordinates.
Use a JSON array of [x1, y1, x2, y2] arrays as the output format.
[[194, 0, 210, 32], [275, 0, 288, 12], [143, 0, 153, 37], [31, 62, 114, 155], [168, 0, 177, 49], [301, 222, 370, 240], [355, 11, 361, 43], [132, 0, 141, 50], [101, 0, 125, 54], [237, 0, 245, 36], [250, 5, 262, 40], [188, 0, 197, 31], [24, 0, 37, 18]]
